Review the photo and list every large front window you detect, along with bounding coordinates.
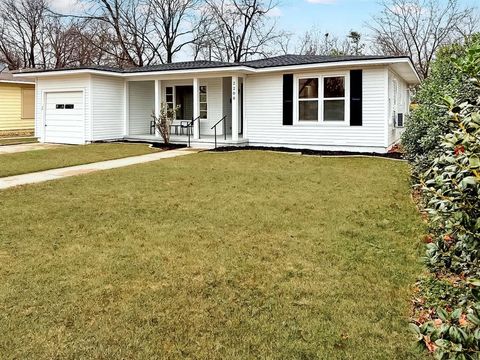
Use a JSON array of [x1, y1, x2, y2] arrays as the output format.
[[297, 75, 347, 123], [298, 78, 318, 121], [323, 76, 345, 121]]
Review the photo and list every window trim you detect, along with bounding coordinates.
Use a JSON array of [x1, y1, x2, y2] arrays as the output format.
[[293, 72, 350, 126], [165, 86, 174, 110], [199, 85, 208, 119]]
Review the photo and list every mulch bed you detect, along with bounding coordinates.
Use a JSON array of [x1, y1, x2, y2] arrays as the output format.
[[210, 145, 405, 159]]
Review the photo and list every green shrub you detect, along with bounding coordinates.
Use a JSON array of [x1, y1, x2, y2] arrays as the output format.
[[402, 37, 480, 178], [411, 40, 480, 359]]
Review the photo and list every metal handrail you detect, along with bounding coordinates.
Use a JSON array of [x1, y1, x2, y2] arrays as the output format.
[[182, 116, 201, 147], [211, 115, 227, 149]]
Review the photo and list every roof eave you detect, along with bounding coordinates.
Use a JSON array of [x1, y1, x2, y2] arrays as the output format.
[[12, 57, 421, 84], [0, 79, 36, 85]]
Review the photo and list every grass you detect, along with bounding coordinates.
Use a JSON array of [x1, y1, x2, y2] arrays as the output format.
[[0, 151, 425, 359], [0, 142, 159, 177]]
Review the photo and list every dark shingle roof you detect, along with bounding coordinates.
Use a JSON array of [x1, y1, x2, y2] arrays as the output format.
[[242, 54, 404, 68], [14, 54, 411, 75]]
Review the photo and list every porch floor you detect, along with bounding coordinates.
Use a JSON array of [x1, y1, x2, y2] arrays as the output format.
[[124, 134, 249, 148]]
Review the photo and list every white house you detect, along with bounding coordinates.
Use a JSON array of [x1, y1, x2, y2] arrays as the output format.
[[14, 55, 420, 153]]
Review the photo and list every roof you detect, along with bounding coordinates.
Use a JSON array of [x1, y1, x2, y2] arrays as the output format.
[[13, 54, 420, 84], [241, 54, 404, 68], [0, 70, 35, 84]]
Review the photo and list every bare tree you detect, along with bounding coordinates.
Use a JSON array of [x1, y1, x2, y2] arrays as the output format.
[[369, 0, 479, 79], [0, 0, 48, 69], [203, 0, 281, 62], [149, 0, 206, 63], [295, 28, 365, 56], [81, 0, 158, 67]]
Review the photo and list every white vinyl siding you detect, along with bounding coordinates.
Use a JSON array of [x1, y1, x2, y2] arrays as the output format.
[[91, 75, 125, 140], [387, 70, 409, 146], [245, 67, 388, 151], [36, 75, 90, 143], [200, 78, 222, 136], [128, 81, 154, 135]]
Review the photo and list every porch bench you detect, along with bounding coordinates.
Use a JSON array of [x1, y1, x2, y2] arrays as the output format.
[[149, 120, 192, 136]]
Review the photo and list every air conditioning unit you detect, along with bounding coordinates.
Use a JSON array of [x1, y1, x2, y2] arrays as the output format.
[[396, 113, 404, 128]]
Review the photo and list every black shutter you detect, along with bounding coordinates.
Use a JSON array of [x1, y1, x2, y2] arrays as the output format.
[[350, 70, 362, 126], [283, 74, 294, 125]]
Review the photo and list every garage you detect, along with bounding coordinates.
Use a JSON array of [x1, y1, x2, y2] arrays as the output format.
[[44, 91, 85, 144]]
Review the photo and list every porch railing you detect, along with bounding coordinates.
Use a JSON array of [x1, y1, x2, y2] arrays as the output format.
[[211, 115, 227, 149], [182, 116, 201, 147]]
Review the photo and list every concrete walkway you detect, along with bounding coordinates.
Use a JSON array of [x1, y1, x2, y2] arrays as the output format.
[[0, 143, 62, 154], [0, 148, 201, 190]]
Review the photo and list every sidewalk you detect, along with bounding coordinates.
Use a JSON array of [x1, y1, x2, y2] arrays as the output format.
[[0, 148, 201, 190]]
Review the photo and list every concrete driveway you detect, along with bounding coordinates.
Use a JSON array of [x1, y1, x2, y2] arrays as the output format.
[[0, 143, 63, 154]]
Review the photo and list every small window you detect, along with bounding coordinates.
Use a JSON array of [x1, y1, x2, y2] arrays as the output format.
[[298, 78, 319, 121], [56, 104, 64, 109], [199, 86, 207, 119], [65, 104, 74, 109], [165, 87, 174, 109], [323, 76, 345, 122], [21, 88, 35, 119]]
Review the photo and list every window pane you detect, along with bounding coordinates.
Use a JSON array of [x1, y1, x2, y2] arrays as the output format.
[[200, 86, 207, 94], [299, 101, 318, 121], [299, 78, 318, 99], [200, 94, 207, 103], [166, 94, 173, 103], [200, 110, 207, 119], [324, 100, 345, 121], [324, 77, 345, 98], [200, 103, 207, 111], [166, 87, 173, 95]]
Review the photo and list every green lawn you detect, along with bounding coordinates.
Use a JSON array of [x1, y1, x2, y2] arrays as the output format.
[[0, 151, 424, 359], [0, 143, 159, 177]]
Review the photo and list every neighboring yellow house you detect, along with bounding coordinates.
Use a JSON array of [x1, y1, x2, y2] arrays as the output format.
[[0, 70, 35, 131]]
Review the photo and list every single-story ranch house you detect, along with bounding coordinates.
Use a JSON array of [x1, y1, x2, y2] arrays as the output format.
[[14, 55, 419, 153]]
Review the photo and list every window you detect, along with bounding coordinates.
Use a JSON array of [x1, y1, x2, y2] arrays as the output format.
[[296, 74, 347, 124], [323, 76, 345, 121], [298, 78, 318, 121], [56, 104, 74, 110], [199, 86, 207, 119], [165, 87, 174, 109], [21, 88, 35, 119]]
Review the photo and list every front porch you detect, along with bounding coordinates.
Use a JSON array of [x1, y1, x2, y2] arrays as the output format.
[[125, 133, 249, 148], [125, 75, 246, 147]]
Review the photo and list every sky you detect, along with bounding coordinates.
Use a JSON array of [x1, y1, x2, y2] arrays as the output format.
[[272, 0, 479, 40], [49, 0, 479, 58]]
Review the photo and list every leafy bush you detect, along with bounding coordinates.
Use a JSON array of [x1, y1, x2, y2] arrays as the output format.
[[402, 37, 480, 178], [410, 39, 480, 359]]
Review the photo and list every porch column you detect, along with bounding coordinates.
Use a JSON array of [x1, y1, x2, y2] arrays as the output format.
[[193, 77, 200, 139], [154, 80, 162, 137], [231, 76, 239, 141]]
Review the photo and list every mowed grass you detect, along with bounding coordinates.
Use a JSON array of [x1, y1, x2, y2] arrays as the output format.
[[0, 151, 424, 359], [0, 142, 159, 177]]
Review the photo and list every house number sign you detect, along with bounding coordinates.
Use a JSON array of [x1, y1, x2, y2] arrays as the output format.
[[232, 80, 236, 101]]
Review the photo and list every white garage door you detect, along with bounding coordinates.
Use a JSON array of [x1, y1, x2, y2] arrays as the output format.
[[44, 91, 85, 144]]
